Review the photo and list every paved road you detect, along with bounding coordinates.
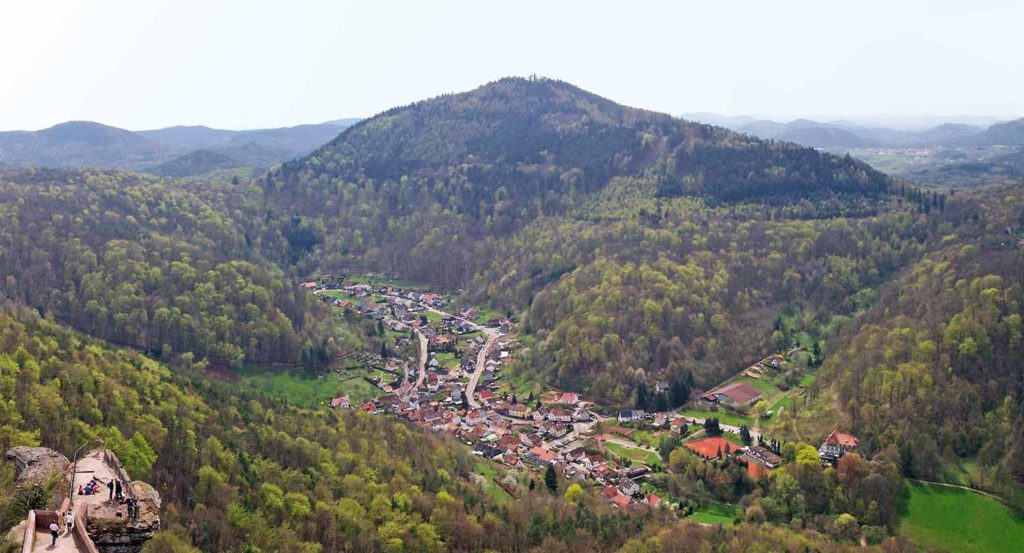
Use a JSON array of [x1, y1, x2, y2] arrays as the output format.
[[414, 332, 428, 391], [466, 328, 500, 408], [370, 292, 496, 403], [393, 330, 426, 400]]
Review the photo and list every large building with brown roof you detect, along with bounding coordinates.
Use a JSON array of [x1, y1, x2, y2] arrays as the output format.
[[701, 381, 762, 407], [818, 429, 860, 462]]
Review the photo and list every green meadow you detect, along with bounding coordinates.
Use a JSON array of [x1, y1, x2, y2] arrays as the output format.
[[899, 481, 1024, 553]]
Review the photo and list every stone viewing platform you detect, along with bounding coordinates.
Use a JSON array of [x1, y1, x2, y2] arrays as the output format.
[[4, 446, 160, 553]]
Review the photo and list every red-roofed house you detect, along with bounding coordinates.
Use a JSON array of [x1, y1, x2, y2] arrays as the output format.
[[502, 453, 522, 468], [548, 409, 573, 423], [819, 430, 860, 462], [330, 395, 350, 409], [612, 493, 632, 509], [508, 404, 531, 419], [428, 334, 458, 352], [557, 392, 579, 405], [526, 446, 557, 465], [646, 494, 661, 507]]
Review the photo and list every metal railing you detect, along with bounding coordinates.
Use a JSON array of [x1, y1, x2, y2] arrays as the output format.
[[68, 438, 105, 506]]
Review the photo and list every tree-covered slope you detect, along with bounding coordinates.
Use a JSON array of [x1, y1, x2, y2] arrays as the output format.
[[801, 184, 1024, 507], [0, 304, 627, 552], [242, 78, 936, 405], [0, 121, 161, 169], [272, 76, 891, 206], [496, 187, 929, 402], [0, 168, 361, 369], [259, 77, 894, 285], [2, 303, 811, 552]]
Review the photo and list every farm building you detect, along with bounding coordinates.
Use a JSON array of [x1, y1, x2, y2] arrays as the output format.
[[700, 382, 762, 407]]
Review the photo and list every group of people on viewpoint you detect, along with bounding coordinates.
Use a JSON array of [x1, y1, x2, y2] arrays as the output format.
[[48, 479, 141, 546], [48, 468, 143, 546]]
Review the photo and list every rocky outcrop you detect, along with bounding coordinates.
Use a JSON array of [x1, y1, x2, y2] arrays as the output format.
[[4, 446, 69, 488], [86, 481, 161, 553]]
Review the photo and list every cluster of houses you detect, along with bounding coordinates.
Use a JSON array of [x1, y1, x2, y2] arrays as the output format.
[[425, 334, 492, 393], [677, 426, 859, 480], [601, 470, 662, 510], [302, 280, 866, 512], [335, 369, 666, 509]]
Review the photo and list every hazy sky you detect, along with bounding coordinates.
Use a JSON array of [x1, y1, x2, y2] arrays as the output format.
[[1, 0, 1022, 130]]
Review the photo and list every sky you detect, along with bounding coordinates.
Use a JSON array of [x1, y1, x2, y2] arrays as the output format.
[[1, 0, 1022, 131]]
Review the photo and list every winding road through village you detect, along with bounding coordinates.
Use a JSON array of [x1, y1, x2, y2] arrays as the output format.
[[383, 293, 500, 405], [465, 328, 500, 408]]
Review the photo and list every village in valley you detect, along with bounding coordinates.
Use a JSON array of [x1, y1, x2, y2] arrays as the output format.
[[299, 275, 861, 520]]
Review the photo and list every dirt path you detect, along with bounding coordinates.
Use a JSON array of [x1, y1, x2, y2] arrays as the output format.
[[908, 478, 1006, 502]]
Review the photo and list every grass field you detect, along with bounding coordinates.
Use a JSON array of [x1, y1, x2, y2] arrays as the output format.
[[473, 461, 513, 504], [686, 502, 740, 525], [768, 394, 796, 416], [679, 409, 751, 427], [241, 367, 383, 407], [946, 458, 982, 487], [719, 431, 746, 447], [343, 274, 431, 291], [433, 351, 461, 369], [496, 371, 540, 397], [736, 375, 778, 395], [899, 481, 1024, 553], [605, 441, 661, 466], [628, 430, 669, 448], [320, 289, 360, 302], [472, 306, 506, 323]]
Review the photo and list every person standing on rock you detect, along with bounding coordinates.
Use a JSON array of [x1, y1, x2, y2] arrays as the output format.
[[49, 521, 59, 546], [65, 509, 75, 534], [115, 479, 123, 501], [107, 479, 115, 502]]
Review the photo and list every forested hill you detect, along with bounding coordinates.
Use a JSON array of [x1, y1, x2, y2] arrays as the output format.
[[240, 78, 940, 409], [269, 77, 892, 207], [0, 168, 367, 371]]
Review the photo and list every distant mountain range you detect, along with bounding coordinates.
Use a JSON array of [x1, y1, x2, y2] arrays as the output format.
[[0, 118, 359, 176], [681, 113, 1024, 150]]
